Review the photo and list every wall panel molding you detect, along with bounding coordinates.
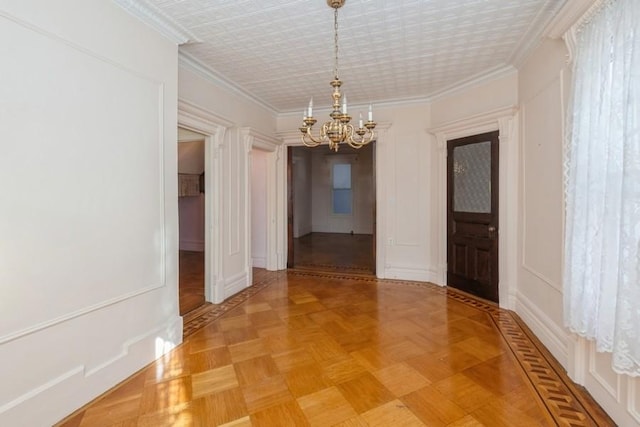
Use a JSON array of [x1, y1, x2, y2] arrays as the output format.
[[629, 379, 640, 424], [0, 284, 164, 345], [588, 342, 622, 402], [0, 315, 181, 422]]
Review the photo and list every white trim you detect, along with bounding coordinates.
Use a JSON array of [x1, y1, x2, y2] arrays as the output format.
[[179, 52, 278, 115], [429, 106, 519, 309], [224, 271, 249, 299], [0, 283, 163, 345], [629, 379, 640, 424], [509, 0, 568, 67], [588, 341, 622, 402], [0, 315, 181, 418], [544, 0, 601, 39], [111, 0, 199, 44], [240, 128, 281, 273], [0, 366, 84, 416], [384, 267, 439, 284], [515, 291, 569, 367], [278, 66, 517, 115], [178, 99, 228, 304]]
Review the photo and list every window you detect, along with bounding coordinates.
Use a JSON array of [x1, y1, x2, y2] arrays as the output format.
[[332, 163, 352, 215]]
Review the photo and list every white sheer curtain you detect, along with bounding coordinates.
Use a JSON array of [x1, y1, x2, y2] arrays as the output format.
[[564, 0, 640, 376]]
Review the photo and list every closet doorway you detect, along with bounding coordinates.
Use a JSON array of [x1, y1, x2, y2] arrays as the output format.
[[177, 127, 206, 314]]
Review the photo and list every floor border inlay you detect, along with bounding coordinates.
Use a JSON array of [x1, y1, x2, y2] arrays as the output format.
[[181, 269, 614, 427]]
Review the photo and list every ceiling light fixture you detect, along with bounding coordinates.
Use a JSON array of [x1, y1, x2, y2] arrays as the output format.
[[299, 0, 376, 152]]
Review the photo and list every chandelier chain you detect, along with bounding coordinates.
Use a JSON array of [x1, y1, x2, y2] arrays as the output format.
[[334, 7, 339, 79]]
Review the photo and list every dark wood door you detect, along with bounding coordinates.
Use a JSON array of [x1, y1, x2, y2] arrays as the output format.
[[447, 131, 499, 302], [287, 146, 294, 268]]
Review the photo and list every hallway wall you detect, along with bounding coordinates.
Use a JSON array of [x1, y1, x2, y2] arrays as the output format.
[[178, 59, 279, 299], [0, 1, 180, 425], [310, 146, 374, 235]]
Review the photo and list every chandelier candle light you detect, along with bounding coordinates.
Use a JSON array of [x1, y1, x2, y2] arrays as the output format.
[[300, 0, 376, 152]]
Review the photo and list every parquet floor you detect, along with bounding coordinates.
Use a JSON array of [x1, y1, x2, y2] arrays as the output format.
[[180, 250, 205, 315], [293, 233, 374, 275], [57, 269, 613, 426]]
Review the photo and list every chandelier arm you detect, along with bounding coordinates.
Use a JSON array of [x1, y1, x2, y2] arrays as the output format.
[[346, 129, 376, 149], [301, 129, 324, 146]]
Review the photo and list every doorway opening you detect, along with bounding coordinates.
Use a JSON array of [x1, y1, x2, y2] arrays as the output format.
[[447, 131, 499, 302], [178, 127, 206, 315], [287, 143, 376, 275]]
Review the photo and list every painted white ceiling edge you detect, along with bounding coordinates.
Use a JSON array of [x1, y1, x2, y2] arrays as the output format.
[[112, 0, 199, 44], [112, 0, 597, 116]]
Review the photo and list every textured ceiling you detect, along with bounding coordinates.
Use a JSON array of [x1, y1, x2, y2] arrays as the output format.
[[144, 0, 566, 113]]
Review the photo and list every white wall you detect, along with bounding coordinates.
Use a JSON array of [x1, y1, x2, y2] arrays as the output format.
[[251, 149, 268, 267], [309, 146, 374, 234], [179, 195, 205, 251], [178, 139, 205, 251], [179, 65, 276, 135], [292, 148, 312, 238], [0, 1, 179, 425], [518, 38, 640, 427]]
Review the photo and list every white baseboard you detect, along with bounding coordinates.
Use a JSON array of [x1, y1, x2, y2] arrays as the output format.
[[224, 271, 249, 300], [382, 267, 438, 283], [179, 239, 204, 252], [515, 292, 568, 368], [0, 315, 182, 426], [252, 256, 266, 268]]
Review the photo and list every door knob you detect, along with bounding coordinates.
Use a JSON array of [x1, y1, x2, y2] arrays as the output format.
[[488, 226, 496, 238], [488, 226, 495, 232]]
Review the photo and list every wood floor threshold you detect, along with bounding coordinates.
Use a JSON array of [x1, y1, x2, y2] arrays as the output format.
[[180, 270, 614, 427]]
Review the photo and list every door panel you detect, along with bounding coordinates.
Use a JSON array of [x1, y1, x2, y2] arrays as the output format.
[[447, 131, 499, 302]]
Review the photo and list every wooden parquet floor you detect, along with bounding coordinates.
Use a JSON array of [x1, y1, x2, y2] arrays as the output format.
[[293, 233, 374, 275], [57, 269, 614, 427], [179, 251, 205, 316]]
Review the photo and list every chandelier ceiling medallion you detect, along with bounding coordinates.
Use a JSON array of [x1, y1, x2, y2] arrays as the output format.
[[300, 0, 376, 152]]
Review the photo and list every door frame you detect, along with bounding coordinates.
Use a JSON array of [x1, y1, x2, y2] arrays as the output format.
[[447, 131, 499, 302], [430, 106, 518, 309], [178, 99, 232, 304], [277, 125, 390, 276]]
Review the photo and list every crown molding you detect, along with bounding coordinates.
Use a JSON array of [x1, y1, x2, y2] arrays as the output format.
[[111, 0, 200, 44], [179, 51, 279, 116], [178, 99, 234, 129], [543, 0, 599, 39], [428, 64, 518, 103], [508, 0, 570, 67], [279, 65, 517, 116]]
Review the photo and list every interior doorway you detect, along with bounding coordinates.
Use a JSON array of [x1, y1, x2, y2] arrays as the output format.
[[177, 127, 206, 315], [447, 131, 499, 302], [287, 143, 376, 275]]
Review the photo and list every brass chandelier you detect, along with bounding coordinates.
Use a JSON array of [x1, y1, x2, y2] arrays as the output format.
[[299, 0, 376, 152]]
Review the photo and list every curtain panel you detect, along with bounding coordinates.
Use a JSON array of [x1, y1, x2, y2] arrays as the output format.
[[564, 0, 640, 376]]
